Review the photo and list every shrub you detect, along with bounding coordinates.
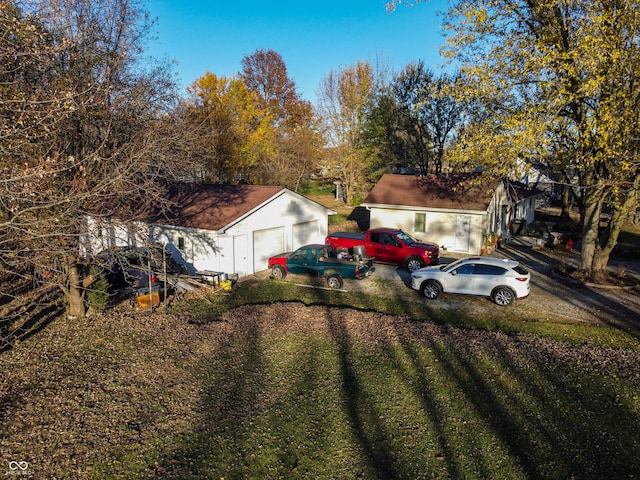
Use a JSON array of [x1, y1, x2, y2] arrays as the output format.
[[86, 269, 110, 314]]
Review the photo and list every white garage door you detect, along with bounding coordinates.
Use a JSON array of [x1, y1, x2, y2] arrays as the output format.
[[293, 220, 319, 249], [253, 226, 285, 273]]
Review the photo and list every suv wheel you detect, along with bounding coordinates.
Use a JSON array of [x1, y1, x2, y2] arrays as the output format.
[[421, 280, 441, 299], [492, 287, 514, 306]]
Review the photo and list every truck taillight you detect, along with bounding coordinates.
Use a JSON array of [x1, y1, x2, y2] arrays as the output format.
[[355, 267, 360, 276]]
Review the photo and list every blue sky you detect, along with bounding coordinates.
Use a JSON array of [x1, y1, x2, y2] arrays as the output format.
[[146, 0, 450, 103]]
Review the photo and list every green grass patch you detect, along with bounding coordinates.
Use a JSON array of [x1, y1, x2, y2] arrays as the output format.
[[328, 212, 350, 225], [616, 224, 640, 258], [107, 313, 640, 479], [297, 179, 335, 196], [172, 278, 640, 350], [2, 279, 639, 479]]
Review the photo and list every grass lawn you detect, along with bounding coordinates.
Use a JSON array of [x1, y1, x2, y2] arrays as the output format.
[[1, 280, 640, 479]]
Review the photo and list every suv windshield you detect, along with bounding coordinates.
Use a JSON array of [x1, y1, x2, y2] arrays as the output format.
[[442, 258, 466, 271]]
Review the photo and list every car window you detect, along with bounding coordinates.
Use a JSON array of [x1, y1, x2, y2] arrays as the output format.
[[290, 249, 307, 260], [474, 264, 508, 275], [382, 234, 400, 246], [453, 264, 475, 275], [369, 232, 381, 243], [513, 265, 529, 275]]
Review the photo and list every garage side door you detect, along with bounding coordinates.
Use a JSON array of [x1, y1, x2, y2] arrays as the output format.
[[454, 215, 471, 252], [253, 226, 285, 273], [292, 220, 319, 249]]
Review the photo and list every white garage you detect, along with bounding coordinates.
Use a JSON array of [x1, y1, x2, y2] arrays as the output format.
[[146, 184, 335, 278]]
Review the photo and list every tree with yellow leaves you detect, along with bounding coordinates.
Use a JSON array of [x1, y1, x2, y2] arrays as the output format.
[[317, 60, 377, 205], [240, 49, 322, 189], [393, 0, 640, 280], [185, 73, 269, 183]]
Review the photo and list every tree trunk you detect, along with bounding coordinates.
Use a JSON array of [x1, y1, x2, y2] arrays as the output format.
[[579, 184, 606, 276], [592, 231, 616, 283], [592, 184, 638, 281], [65, 260, 86, 319], [560, 185, 573, 220]]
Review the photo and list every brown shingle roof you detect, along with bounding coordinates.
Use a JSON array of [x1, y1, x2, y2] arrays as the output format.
[[156, 184, 286, 231], [362, 173, 500, 212]]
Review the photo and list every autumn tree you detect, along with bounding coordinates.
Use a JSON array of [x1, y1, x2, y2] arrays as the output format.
[[392, 0, 640, 280], [317, 60, 378, 205], [182, 73, 267, 183], [239, 49, 321, 189], [0, 0, 181, 319]]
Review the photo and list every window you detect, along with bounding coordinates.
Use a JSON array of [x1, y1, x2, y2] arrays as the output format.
[[454, 264, 475, 275], [473, 265, 507, 276], [178, 237, 185, 251], [290, 249, 307, 260], [383, 234, 400, 247], [415, 213, 426, 233]]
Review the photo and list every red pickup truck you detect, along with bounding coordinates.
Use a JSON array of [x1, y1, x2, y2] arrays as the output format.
[[325, 228, 439, 272]]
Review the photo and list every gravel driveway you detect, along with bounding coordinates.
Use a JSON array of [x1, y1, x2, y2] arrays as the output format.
[[266, 244, 640, 333]]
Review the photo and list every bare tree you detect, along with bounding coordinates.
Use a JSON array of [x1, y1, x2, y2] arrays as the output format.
[[0, 0, 182, 319], [393, 62, 467, 174]]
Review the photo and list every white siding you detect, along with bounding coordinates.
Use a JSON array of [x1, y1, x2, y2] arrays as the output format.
[[293, 220, 319, 249], [253, 227, 285, 273], [151, 226, 227, 275], [226, 190, 329, 274], [368, 207, 487, 255]]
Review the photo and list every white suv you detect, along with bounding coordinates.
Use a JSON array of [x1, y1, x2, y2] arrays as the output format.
[[411, 257, 530, 306]]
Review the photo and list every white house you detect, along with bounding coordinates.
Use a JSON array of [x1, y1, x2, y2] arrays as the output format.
[[83, 183, 335, 277], [512, 157, 559, 205], [361, 173, 540, 255]]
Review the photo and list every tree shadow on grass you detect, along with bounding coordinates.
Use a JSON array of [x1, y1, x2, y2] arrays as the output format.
[[388, 323, 640, 479], [0, 287, 64, 354], [327, 313, 400, 480], [152, 305, 640, 479]]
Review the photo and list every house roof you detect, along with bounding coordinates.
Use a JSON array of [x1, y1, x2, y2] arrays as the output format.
[[156, 183, 287, 231], [362, 173, 501, 212]]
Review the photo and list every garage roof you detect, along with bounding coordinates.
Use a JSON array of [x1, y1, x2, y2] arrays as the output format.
[[157, 183, 287, 231], [362, 173, 500, 212]]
